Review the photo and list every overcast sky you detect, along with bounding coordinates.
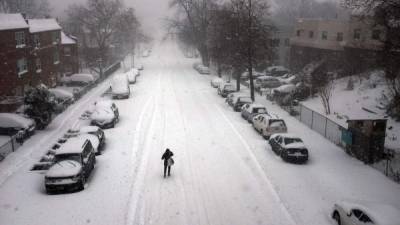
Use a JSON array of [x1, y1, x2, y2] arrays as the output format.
[[50, 0, 170, 39]]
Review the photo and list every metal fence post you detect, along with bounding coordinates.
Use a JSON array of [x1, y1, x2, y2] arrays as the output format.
[[11, 137, 15, 152], [311, 110, 314, 129], [324, 118, 328, 138]]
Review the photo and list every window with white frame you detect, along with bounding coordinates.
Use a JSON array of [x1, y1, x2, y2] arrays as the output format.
[[36, 58, 41, 72], [15, 31, 26, 47], [54, 50, 60, 64], [17, 58, 28, 76]]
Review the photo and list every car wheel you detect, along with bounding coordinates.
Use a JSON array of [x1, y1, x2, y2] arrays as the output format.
[[78, 175, 86, 191], [332, 211, 341, 225]]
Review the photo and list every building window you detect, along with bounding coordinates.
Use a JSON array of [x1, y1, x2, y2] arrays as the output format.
[[271, 39, 280, 47], [354, 29, 361, 40], [64, 46, 71, 56], [54, 51, 60, 64], [36, 58, 41, 72], [309, 31, 314, 38], [296, 29, 303, 37], [15, 31, 26, 47], [372, 29, 381, 40], [17, 58, 28, 76], [284, 38, 290, 46], [337, 32, 344, 41], [52, 32, 59, 44], [33, 34, 40, 48], [321, 31, 328, 40]]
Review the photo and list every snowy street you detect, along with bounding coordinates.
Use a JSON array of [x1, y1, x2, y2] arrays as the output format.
[[0, 41, 400, 225]]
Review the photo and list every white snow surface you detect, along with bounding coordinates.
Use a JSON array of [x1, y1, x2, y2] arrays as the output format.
[[69, 73, 96, 83], [0, 13, 28, 31], [0, 113, 34, 129], [48, 88, 74, 100], [0, 42, 399, 225], [28, 18, 61, 33], [46, 160, 82, 178]]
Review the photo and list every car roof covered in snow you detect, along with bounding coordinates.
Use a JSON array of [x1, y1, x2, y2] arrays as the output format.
[[61, 31, 76, 44], [249, 103, 266, 109], [0, 113, 34, 129], [338, 201, 400, 225], [56, 137, 90, 155], [271, 133, 300, 140], [79, 134, 99, 149], [266, 66, 289, 72], [28, 18, 61, 33], [0, 14, 29, 31], [70, 73, 95, 82], [80, 126, 99, 133], [48, 88, 74, 99], [273, 84, 296, 93]]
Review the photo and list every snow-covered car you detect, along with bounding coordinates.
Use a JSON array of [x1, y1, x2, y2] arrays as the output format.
[[67, 73, 96, 86], [197, 65, 210, 74], [240, 103, 268, 123], [269, 133, 308, 163], [254, 76, 282, 89], [241, 70, 264, 80], [265, 66, 290, 77], [252, 114, 287, 139], [44, 137, 96, 193], [48, 88, 75, 105], [126, 68, 139, 84], [64, 125, 105, 154], [90, 107, 118, 129], [218, 83, 236, 97], [0, 113, 36, 138], [232, 96, 253, 112], [332, 201, 400, 225], [111, 74, 130, 99], [95, 100, 119, 119], [271, 84, 297, 95], [210, 77, 223, 88]]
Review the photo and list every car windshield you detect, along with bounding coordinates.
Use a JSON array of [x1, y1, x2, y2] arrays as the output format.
[[55, 153, 81, 163], [284, 138, 302, 145]]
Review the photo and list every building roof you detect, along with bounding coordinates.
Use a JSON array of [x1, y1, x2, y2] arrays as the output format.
[[0, 13, 29, 31], [28, 18, 61, 33], [61, 31, 76, 44]]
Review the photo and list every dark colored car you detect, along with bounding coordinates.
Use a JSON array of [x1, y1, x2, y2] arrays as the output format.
[[45, 137, 96, 193], [233, 96, 253, 112], [269, 133, 309, 163], [218, 84, 236, 97]]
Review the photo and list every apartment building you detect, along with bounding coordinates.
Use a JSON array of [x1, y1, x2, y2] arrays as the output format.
[[290, 16, 384, 74]]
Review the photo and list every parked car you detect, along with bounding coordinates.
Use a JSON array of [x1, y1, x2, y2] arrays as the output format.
[[0, 113, 36, 138], [254, 76, 282, 90], [67, 73, 96, 86], [126, 68, 139, 84], [241, 103, 268, 123], [232, 96, 253, 112], [269, 133, 309, 163], [90, 100, 119, 129], [211, 77, 223, 88], [218, 83, 236, 97], [111, 74, 130, 99], [252, 114, 287, 139], [64, 125, 105, 154], [332, 201, 400, 225], [48, 88, 75, 105], [226, 92, 249, 106], [241, 70, 264, 80], [265, 66, 290, 77], [44, 137, 96, 193]]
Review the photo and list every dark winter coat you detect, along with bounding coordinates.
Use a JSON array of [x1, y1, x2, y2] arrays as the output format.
[[161, 150, 174, 166]]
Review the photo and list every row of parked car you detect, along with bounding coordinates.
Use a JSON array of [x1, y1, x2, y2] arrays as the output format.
[[39, 66, 143, 194], [209, 75, 400, 225], [213, 79, 309, 164]]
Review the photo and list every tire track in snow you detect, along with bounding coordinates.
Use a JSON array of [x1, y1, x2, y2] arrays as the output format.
[[214, 104, 298, 225]]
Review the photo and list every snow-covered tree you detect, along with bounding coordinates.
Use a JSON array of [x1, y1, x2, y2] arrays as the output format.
[[0, 0, 51, 18], [24, 84, 56, 130]]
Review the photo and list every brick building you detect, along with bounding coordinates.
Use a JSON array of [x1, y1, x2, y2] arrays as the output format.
[[27, 18, 62, 88], [60, 31, 79, 76]]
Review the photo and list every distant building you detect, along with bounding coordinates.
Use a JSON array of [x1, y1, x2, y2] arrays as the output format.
[[27, 18, 62, 88], [289, 16, 384, 74], [270, 25, 292, 67], [60, 31, 79, 76]]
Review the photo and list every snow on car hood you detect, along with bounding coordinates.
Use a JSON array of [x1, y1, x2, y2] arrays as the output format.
[[284, 142, 306, 149], [49, 88, 74, 100], [91, 108, 114, 122], [0, 113, 35, 129], [46, 160, 82, 178]]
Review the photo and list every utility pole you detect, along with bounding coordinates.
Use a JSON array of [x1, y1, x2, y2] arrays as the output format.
[[248, 0, 255, 101]]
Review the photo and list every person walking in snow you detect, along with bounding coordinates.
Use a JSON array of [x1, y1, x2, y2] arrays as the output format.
[[161, 148, 174, 178]]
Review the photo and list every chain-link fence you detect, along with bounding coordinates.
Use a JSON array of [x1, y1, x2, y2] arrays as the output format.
[[283, 103, 346, 147]]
